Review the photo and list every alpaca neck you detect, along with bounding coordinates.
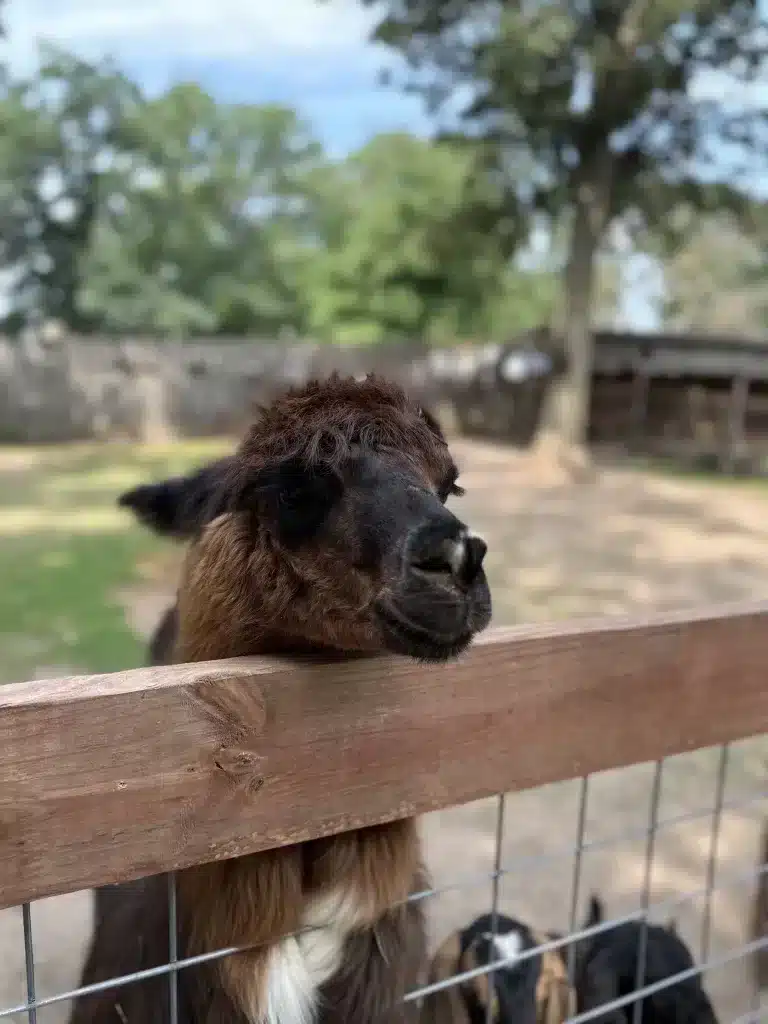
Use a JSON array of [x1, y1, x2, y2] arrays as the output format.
[[171, 599, 421, 1024], [175, 623, 380, 663]]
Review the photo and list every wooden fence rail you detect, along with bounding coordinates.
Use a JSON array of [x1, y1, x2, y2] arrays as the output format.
[[1, 602, 767, 911]]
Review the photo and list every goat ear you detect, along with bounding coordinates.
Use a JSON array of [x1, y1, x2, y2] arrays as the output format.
[[117, 458, 232, 539], [239, 457, 344, 548], [666, 917, 678, 935], [584, 895, 604, 929]]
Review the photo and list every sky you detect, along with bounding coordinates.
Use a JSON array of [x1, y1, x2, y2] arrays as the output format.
[[3, 0, 766, 330], [4, 0, 433, 156]]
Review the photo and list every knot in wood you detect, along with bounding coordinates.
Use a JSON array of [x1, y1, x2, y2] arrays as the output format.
[[213, 746, 266, 794]]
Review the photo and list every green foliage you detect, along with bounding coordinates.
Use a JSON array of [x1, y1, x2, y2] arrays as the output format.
[[78, 85, 322, 336], [302, 132, 547, 344], [372, 0, 765, 209], [0, 47, 140, 330], [0, 44, 555, 342]]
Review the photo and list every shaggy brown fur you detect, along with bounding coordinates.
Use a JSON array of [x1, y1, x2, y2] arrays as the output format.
[[71, 374, 491, 1024], [147, 603, 177, 664]]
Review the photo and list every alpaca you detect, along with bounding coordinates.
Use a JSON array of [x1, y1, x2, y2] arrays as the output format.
[[419, 912, 575, 1024], [69, 373, 492, 1024], [147, 602, 177, 663], [574, 897, 719, 1024]]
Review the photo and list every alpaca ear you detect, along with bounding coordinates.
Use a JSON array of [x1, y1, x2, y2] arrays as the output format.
[[240, 457, 344, 548], [118, 458, 233, 539], [419, 406, 446, 441]]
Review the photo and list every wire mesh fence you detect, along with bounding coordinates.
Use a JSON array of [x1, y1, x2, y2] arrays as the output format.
[[1, 737, 765, 1024], [414, 742, 766, 1024]]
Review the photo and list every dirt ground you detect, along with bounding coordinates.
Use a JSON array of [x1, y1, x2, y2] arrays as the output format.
[[1, 440, 767, 1023]]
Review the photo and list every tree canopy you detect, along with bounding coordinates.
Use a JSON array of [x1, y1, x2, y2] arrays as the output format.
[[303, 131, 554, 345], [0, 47, 557, 342], [363, 0, 768, 446]]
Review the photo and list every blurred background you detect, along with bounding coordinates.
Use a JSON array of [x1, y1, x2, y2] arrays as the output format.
[[0, 1, 766, 1021]]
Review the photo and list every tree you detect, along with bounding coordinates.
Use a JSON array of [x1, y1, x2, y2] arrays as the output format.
[[80, 84, 324, 337], [655, 210, 766, 334], [361, 0, 767, 458], [0, 1, 6, 85], [0, 47, 140, 331]]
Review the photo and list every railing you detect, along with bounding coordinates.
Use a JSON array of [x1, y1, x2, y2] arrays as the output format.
[[1, 604, 767, 1021]]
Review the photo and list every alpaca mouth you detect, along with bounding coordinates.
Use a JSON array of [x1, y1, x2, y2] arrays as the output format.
[[374, 601, 481, 663]]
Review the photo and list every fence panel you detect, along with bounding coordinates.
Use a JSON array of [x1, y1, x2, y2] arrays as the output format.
[[0, 604, 766, 1022]]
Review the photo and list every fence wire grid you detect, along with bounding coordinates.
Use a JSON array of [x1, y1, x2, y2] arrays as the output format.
[[2, 738, 766, 1024]]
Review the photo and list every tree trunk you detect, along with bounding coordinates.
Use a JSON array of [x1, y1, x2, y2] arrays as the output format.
[[532, 156, 613, 481]]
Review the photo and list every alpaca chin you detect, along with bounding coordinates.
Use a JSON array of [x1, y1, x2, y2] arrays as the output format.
[[263, 885, 367, 1024]]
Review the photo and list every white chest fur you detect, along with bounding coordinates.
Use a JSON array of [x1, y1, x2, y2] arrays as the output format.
[[261, 885, 368, 1024]]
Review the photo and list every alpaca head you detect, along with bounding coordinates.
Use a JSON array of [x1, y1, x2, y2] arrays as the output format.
[[119, 374, 492, 662]]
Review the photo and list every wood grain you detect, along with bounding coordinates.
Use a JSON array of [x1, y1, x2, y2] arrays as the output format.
[[1, 603, 767, 909]]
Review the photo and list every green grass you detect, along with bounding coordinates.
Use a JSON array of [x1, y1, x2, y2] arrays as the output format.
[[0, 439, 231, 683]]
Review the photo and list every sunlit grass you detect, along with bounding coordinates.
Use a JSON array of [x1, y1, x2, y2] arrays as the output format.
[[0, 508, 130, 534], [0, 438, 232, 683]]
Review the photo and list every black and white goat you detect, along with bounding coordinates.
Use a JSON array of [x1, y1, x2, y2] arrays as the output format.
[[419, 912, 575, 1024]]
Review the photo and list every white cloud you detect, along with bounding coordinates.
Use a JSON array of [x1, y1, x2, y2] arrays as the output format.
[[4, 0, 378, 74]]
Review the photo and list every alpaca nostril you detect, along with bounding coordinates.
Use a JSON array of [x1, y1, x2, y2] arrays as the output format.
[[410, 532, 487, 585], [460, 534, 487, 585]]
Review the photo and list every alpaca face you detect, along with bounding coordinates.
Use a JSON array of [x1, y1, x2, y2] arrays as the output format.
[[119, 375, 492, 662], [318, 443, 492, 661]]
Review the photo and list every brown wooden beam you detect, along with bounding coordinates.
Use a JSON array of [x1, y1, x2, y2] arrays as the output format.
[[1, 604, 767, 909]]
